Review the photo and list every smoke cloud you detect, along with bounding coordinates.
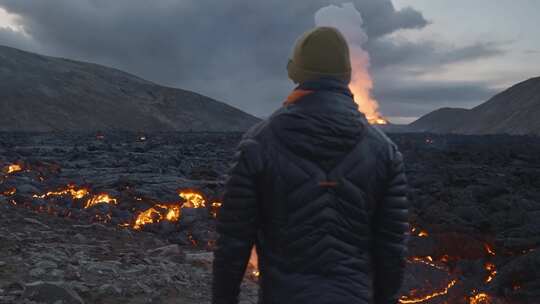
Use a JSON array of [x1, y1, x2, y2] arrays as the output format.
[[0, 0, 507, 120], [315, 3, 385, 123]]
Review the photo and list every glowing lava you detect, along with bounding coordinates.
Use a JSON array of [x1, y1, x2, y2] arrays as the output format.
[[485, 262, 497, 283], [349, 71, 388, 125], [211, 201, 222, 218], [411, 226, 429, 238], [469, 292, 491, 304], [418, 230, 429, 237], [133, 190, 209, 230], [409, 256, 447, 271], [33, 185, 89, 200], [84, 193, 118, 209], [179, 190, 206, 208], [249, 247, 260, 278], [399, 279, 457, 304], [484, 243, 496, 256], [133, 204, 181, 230], [3, 187, 16, 196], [5, 164, 22, 174]]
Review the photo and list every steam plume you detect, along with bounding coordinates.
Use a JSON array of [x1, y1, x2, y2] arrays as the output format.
[[315, 3, 387, 124]]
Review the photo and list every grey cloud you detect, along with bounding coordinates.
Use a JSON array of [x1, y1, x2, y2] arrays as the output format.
[[368, 38, 506, 70], [0, 27, 40, 53], [0, 0, 502, 119], [353, 3, 428, 37]]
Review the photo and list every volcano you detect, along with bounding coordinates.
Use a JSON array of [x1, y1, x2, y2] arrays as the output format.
[[0, 45, 260, 132], [409, 77, 540, 135]]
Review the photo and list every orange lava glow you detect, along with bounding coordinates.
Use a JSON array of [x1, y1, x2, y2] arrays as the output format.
[[33, 185, 90, 200], [5, 164, 23, 174], [409, 256, 447, 271], [249, 247, 260, 278], [211, 201, 222, 218], [469, 292, 492, 304], [179, 190, 206, 208], [132, 190, 209, 230], [410, 227, 429, 237], [399, 280, 457, 304], [485, 262, 497, 283], [348, 70, 388, 125], [133, 204, 181, 230], [484, 243, 496, 256], [3, 187, 16, 196], [418, 230, 429, 237], [84, 193, 117, 209]]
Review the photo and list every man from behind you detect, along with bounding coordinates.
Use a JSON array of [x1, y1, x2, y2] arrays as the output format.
[[213, 27, 409, 304]]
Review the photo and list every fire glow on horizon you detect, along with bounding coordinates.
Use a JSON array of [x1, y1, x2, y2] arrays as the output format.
[[315, 3, 388, 125]]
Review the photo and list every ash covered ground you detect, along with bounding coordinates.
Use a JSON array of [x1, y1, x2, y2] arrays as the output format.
[[1, 132, 539, 304]]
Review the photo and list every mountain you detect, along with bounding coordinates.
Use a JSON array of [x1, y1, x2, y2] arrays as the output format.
[[409, 77, 540, 135], [0, 45, 260, 132]]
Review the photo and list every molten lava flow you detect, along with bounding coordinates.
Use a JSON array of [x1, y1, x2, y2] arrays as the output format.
[[133, 190, 208, 230], [249, 247, 260, 278], [418, 231, 428, 237], [84, 194, 117, 209], [440, 255, 450, 263], [3, 187, 16, 196], [33, 185, 89, 200], [133, 204, 181, 230], [485, 262, 497, 283], [179, 190, 206, 208], [484, 243, 496, 256], [211, 202, 222, 218], [399, 279, 457, 304], [411, 226, 429, 237], [469, 292, 491, 304], [5, 164, 22, 174], [409, 256, 447, 271]]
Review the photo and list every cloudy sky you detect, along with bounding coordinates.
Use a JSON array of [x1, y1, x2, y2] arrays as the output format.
[[0, 0, 539, 123]]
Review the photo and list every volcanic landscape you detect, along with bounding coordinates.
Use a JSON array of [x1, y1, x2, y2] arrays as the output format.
[[0, 131, 539, 304]]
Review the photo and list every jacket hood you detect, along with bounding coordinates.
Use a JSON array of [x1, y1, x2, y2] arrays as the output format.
[[271, 78, 368, 170]]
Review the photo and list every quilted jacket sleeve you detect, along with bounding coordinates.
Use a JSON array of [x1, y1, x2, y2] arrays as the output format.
[[212, 138, 263, 304], [373, 145, 409, 304]]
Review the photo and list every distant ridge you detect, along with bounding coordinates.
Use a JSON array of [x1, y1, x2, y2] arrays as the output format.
[[409, 77, 540, 135], [0, 45, 260, 132]]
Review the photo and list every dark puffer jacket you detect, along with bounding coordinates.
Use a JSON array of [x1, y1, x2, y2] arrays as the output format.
[[213, 78, 409, 304]]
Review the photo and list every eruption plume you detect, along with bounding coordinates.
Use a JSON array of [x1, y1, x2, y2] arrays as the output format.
[[315, 3, 388, 125]]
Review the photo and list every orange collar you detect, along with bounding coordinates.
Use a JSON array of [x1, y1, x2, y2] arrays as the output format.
[[283, 89, 315, 106]]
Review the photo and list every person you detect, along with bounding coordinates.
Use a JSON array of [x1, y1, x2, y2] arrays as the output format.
[[213, 27, 409, 304]]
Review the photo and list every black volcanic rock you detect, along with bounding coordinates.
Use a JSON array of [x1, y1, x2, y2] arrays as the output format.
[[410, 77, 540, 135], [0, 45, 260, 132], [2, 132, 540, 303]]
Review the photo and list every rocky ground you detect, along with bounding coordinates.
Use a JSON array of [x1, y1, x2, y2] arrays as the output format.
[[1, 132, 540, 304], [0, 201, 259, 304]]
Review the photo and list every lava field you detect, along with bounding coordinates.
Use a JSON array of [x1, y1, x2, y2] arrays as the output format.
[[1, 132, 539, 304]]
